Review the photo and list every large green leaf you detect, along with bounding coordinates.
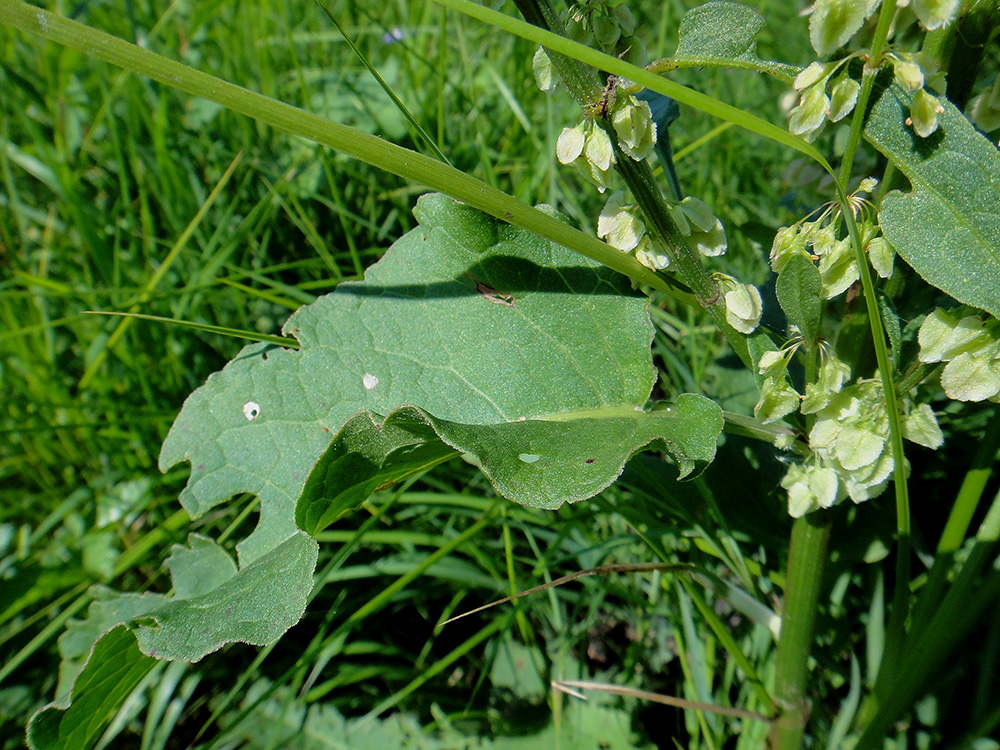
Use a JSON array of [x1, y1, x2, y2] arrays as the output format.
[[866, 86, 1000, 319], [163, 193, 722, 546]]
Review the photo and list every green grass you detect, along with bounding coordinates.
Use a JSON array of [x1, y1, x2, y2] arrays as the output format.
[[3, 0, 962, 748]]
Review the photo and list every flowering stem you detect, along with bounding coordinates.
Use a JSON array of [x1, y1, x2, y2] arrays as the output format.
[[511, 0, 751, 368]]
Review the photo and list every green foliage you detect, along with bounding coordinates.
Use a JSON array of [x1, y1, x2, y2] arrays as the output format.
[[3, 0, 1000, 748]]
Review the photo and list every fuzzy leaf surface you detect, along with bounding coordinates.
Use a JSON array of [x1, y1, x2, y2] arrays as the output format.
[[866, 86, 1000, 318], [776, 254, 823, 343], [673, 1, 796, 78]]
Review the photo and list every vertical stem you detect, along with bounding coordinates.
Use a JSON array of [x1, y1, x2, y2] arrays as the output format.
[[771, 512, 832, 749]]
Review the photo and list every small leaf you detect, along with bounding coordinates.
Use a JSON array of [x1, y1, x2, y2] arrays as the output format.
[[876, 291, 902, 360], [810, 0, 879, 56], [675, 1, 765, 61], [866, 87, 1000, 319], [776, 254, 823, 344], [134, 532, 317, 661], [673, 1, 796, 78]]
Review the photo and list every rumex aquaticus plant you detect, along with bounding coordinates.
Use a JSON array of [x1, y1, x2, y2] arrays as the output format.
[[3, 0, 1000, 747]]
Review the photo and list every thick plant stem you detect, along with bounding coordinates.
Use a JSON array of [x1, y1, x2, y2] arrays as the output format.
[[770, 512, 831, 750]]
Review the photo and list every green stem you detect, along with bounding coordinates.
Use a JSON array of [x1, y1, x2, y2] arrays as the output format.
[[834, 0, 912, 697], [838, 0, 898, 185], [771, 512, 832, 749]]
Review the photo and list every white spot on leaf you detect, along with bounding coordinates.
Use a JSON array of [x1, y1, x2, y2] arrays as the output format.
[[243, 401, 261, 420], [363, 373, 379, 390], [518, 453, 541, 464]]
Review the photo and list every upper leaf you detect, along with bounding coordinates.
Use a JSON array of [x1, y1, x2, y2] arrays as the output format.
[[866, 86, 1000, 319], [673, 1, 797, 78]]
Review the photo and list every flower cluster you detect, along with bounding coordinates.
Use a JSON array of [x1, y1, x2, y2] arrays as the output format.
[[919, 308, 1000, 402], [598, 193, 728, 272], [770, 178, 892, 299], [557, 121, 617, 191], [885, 52, 946, 138], [788, 59, 862, 141], [800, 0, 955, 141], [759, 347, 943, 517]]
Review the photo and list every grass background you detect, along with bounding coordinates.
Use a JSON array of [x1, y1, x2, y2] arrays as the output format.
[[0, 0, 914, 747]]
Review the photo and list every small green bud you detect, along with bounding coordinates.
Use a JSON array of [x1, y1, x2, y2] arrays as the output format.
[[918, 309, 995, 363], [668, 204, 691, 236], [770, 225, 807, 273], [584, 127, 614, 172], [755, 375, 801, 424], [893, 59, 925, 92], [810, 0, 879, 56], [597, 192, 645, 252], [970, 80, 1000, 133], [690, 219, 727, 257], [903, 403, 944, 449], [941, 352, 1000, 402], [556, 125, 585, 164], [794, 61, 831, 91], [634, 236, 671, 271], [719, 277, 763, 334], [532, 48, 558, 93], [789, 87, 830, 139], [758, 348, 791, 378], [678, 196, 716, 233], [909, 89, 944, 138], [867, 236, 894, 278], [828, 77, 861, 122], [612, 96, 657, 161], [613, 3, 636, 35], [592, 12, 621, 48]]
